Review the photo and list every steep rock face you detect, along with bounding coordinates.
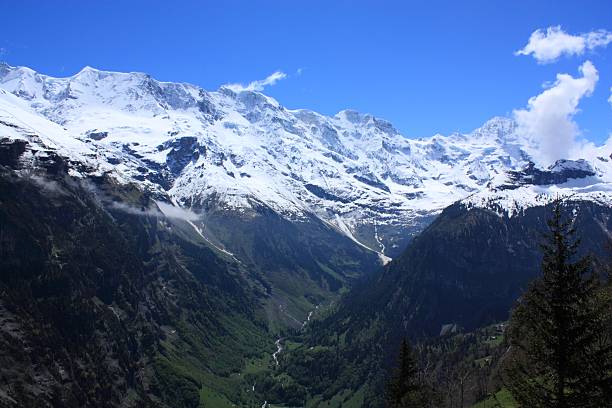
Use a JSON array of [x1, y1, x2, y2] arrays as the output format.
[[0, 161, 270, 407], [501, 159, 596, 190], [0, 171, 154, 408]]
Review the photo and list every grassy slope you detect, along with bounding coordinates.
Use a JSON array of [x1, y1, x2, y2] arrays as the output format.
[[471, 389, 518, 408]]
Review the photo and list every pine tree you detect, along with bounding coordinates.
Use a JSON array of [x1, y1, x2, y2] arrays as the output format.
[[385, 338, 434, 407], [504, 198, 612, 407]]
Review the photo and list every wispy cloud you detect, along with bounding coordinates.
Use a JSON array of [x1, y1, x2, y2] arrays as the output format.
[[514, 61, 599, 165], [224, 71, 287, 92], [156, 201, 200, 221], [24, 175, 68, 196], [516, 26, 612, 64], [109, 200, 200, 221]]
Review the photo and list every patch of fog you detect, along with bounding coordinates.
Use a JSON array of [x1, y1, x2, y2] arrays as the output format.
[[109, 201, 162, 217], [28, 175, 68, 196], [108, 198, 241, 261], [156, 201, 200, 221]]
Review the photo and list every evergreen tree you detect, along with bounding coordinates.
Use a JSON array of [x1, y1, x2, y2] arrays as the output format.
[[385, 338, 434, 407], [504, 198, 612, 407]]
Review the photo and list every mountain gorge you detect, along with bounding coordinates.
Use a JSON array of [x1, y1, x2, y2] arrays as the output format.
[[0, 63, 611, 407], [261, 168, 612, 407]]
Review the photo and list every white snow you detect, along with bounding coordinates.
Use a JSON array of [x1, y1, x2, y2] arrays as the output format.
[[462, 182, 612, 217], [1, 63, 610, 246]]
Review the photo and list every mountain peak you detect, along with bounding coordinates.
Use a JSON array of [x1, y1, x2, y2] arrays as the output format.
[[470, 116, 517, 142], [0, 63, 35, 78], [335, 109, 364, 123], [334, 109, 398, 135], [77, 65, 98, 74], [335, 109, 378, 125], [71, 65, 152, 82]]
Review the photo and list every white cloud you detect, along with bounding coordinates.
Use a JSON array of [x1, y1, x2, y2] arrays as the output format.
[[609, 86, 612, 108], [26, 175, 67, 196], [514, 61, 599, 165], [224, 71, 287, 92], [516, 26, 612, 63], [573, 133, 612, 163], [108, 200, 199, 221], [156, 201, 200, 221]]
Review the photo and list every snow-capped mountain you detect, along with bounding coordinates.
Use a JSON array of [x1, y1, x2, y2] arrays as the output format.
[[1, 63, 610, 257], [459, 156, 612, 216]]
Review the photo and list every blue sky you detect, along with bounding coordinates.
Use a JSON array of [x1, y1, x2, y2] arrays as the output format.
[[1, 0, 611, 144]]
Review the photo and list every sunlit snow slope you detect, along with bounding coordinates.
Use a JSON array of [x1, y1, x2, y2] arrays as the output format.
[[1, 62, 611, 257]]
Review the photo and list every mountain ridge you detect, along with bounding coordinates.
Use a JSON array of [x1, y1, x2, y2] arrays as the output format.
[[3, 62, 609, 259]]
